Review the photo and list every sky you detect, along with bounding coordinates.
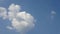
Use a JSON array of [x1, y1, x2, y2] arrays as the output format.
[[0, 0, 60, 34]]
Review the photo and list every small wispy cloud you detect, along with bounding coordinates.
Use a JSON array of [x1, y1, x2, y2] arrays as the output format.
[[0, 3, 35, 34], [6, 26, 13, 30], [51, 11, 56, 20], [0, 7, 7, 19]]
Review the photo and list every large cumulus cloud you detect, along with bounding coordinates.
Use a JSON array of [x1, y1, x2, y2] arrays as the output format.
[[11, 12, 35, 33], [0, 3, 35, 34]]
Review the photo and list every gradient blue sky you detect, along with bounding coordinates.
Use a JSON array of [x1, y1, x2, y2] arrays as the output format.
[[0, 0, 60, 34]]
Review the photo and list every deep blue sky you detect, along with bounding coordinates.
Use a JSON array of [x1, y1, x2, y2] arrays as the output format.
[[0, 0, 60, 34]]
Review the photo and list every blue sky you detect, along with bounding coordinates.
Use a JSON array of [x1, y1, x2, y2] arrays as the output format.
[[0, 0, 60, 34]]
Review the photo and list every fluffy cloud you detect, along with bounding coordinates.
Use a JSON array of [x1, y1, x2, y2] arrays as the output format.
[[8, 4, 20, 20], [0, 3, 35, 34], [11, 12, 35, 33], [8, 3, 21, 12]]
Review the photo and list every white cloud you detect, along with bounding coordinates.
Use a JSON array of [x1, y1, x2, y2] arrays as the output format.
[[16, 12, 34, 23], [8, 3, 21, 12], [11, 12, 35, 33], [0, 3, 35, 34], [51, 11, 56, 20], [8, 3, 21, 20], [0, 7, 7, 19]]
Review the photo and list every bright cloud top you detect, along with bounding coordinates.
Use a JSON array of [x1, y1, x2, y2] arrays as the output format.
[[8, 3, 21, 20], [0, 3, 35, 34]]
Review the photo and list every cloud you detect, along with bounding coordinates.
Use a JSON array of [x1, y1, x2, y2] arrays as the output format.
[[51, 11, 56, 15], [51, 11, 56, 20], [0, 7, 7, 19], [8, 3, 21, 20], [6, 26, 13, 30], [0, 3, 35, 34], [11, 12, 35, 33], [8, 3, 21, 12]]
